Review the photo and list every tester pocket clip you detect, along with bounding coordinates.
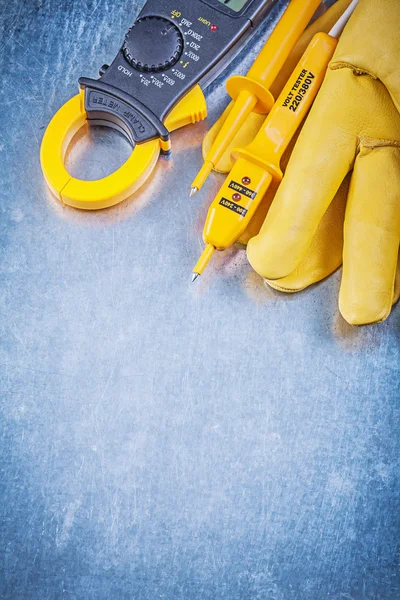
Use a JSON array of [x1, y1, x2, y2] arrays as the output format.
[[40, 0, 278, 210]]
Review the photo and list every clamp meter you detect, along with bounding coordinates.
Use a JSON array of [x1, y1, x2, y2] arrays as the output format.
[[41, 0, 277, 210]]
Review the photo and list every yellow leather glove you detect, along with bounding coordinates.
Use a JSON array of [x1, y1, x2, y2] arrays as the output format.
[[247, 0, 400, 325]]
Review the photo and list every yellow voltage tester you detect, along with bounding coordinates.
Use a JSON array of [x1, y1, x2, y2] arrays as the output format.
[[190, 0, 323, 197], [41, 0, 284, 210], [192, 0, 359, 281]]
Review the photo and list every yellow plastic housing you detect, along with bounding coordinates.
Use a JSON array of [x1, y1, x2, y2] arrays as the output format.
[[40, 85, 207, 210], [236, 33, 338, 177], [197, 32, 338, 274], [191, 0, 322, 193]]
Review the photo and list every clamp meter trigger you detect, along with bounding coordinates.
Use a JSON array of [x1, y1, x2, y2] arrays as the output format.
[[41, 0, 276, 209]]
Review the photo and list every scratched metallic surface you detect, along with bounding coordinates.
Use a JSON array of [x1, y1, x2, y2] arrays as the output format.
[[0, 0, 399, 598]]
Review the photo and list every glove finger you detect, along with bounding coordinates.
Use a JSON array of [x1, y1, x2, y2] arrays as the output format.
[[247, 70, 356, 281], [266, 174, 349, 292], [339, 145, 400, 325]]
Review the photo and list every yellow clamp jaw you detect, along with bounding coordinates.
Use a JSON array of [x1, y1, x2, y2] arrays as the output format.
[[40, 84, 207, 210]]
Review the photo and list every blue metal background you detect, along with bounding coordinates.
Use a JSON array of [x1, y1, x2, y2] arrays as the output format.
[[0, 1, 399, 598]]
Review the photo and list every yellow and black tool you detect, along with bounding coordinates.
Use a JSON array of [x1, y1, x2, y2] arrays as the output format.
[[190, 0, 323, 197], [40, 0, 280, 210], [192, 0, 359, 281]]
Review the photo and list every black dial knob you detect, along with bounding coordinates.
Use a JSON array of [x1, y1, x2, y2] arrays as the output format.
[[123, 16, 184, 73]]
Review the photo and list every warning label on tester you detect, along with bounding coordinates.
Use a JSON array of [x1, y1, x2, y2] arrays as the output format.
[[282, 69, 315, 113], [228, 180, 256, 199], [219, 198, 248, 217]]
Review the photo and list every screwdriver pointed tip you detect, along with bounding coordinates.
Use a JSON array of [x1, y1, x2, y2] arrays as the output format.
[[192, 272, 200, 283], [190, 187, 198, 198]]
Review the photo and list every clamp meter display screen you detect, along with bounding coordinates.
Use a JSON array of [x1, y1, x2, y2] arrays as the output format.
[[216, 0, 249, 12]]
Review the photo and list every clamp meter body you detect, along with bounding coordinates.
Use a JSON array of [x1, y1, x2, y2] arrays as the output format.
[[79, 0, 276, 148], [41, 0, 277, 209]]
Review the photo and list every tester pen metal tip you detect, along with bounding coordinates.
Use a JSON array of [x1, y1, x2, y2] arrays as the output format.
[[190, 187, 198, 198], [190, 161, 214, 195], [192, 244, 216, 280]]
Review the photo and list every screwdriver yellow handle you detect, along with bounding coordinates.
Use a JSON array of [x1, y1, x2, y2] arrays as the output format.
[[193, 31, 338, 278]]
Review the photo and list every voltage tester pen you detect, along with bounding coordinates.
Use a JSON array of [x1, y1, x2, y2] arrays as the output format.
[[190, 0, 323, 197], [192, 0, 359, 281]]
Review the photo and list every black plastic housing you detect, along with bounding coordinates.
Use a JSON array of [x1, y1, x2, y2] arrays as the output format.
[[79, 0, 276, 146]]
